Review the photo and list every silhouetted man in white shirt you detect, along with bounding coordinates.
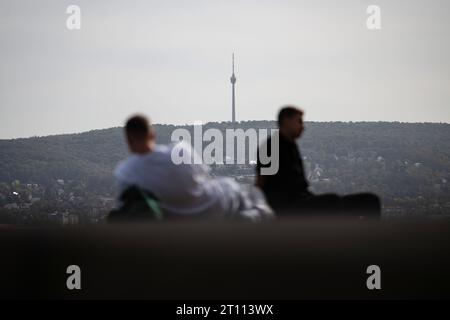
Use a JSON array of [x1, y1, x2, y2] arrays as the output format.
[[114, 114, 272, 220]]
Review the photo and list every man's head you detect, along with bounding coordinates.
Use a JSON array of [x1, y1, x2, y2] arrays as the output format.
[[125, 114, 155, 154], [277, 106, 304, 140]]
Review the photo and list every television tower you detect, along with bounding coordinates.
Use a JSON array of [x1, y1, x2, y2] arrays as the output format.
[[230, 53, 236, 123]]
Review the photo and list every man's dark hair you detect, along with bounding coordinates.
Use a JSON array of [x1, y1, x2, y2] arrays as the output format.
[[277, 106, 304, 126], [125, 115, 151, 140]]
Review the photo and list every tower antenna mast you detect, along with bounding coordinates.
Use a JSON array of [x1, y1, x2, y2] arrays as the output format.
[[230, 53, 236, 123]]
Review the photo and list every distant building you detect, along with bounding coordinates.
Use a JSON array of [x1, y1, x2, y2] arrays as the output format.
[[4, 203, 18, 210], [30, 197, 41, 203], [61, 212, 79, 225], [68, 213, 79, 225]]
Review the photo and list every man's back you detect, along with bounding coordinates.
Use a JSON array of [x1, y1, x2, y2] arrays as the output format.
[[115, 142, 221, 216], [257, 132, 310, 208]]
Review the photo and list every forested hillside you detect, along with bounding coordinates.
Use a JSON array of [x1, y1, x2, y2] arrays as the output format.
[[1, 121, 449, 223]]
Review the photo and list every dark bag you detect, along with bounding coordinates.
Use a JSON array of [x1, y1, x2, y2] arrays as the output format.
[[108, 185, 163, 223]]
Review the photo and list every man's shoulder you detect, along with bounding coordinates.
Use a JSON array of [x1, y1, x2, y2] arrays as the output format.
[[114, 144, 180, 177], [114, 156, 135, 180]]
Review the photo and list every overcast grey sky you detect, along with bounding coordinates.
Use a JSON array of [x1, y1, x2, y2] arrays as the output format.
[[1, 0, 449, 138]]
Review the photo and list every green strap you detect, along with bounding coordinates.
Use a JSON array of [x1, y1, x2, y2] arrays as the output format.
[[137, 187, 163, 220]]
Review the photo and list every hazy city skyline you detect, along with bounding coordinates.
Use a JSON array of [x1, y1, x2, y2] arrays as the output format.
[[1, 0, 450, 139]]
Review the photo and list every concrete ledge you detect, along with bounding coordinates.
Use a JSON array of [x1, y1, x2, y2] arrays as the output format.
[[1, 218, 450, 299]]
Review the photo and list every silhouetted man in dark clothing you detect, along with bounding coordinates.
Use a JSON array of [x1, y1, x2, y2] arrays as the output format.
[[256, 106, 380, 217]]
